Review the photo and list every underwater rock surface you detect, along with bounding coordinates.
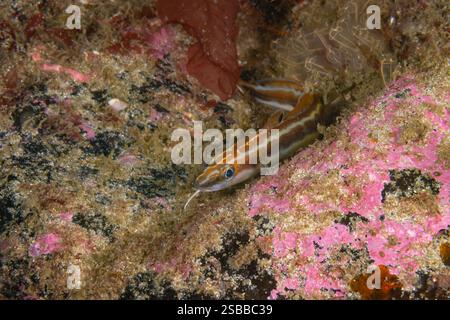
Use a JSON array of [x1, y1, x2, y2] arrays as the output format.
[[246, 76, 449, 299], [0, 0, 448, 300]]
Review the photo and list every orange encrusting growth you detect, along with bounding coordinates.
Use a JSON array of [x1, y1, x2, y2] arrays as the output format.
[[350, 265, 403, 300], [440, 243, 450, 266]]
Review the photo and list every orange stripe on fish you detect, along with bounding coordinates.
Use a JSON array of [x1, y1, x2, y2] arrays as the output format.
[[238, 79, 305, 111]]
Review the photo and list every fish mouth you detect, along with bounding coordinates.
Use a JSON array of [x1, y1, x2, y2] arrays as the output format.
[[193, 179, 207, 191], [193, 180, 202, 190], [194, 184, 222, 192], [193, 180, 224, 192]]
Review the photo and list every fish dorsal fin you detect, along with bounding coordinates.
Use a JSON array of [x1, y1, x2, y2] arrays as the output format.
[[282, 93, 316, 122]]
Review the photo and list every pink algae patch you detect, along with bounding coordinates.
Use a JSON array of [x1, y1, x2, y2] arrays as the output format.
[[248, 193, 291, 217], [303, 265, 344, 297], [148, 107, 165, 122], [79, 121, 96, 140], [117, 152, 140, 167], [272, 229, 298, 257], [40, 63, 90, 83], [29, 233, 62, 257], [148, 258, 191, 280], [147, 26, 176, 60], [362, 220, 432, 273], [32, 47, 91, 83], [63, 67, 91, 83], [59, 212, 73, 222], [246, 77, 450, 299]]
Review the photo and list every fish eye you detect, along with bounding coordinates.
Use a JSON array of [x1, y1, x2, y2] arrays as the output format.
[[278, 113, 284, 123], [224, 167, 234, 180]]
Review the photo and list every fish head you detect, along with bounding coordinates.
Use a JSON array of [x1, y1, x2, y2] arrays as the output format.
[[194, 163, 258, 192]]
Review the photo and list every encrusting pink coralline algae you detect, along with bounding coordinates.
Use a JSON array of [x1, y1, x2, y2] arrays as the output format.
[[29, 233, 62, 257], [247, 76, 449, 299]]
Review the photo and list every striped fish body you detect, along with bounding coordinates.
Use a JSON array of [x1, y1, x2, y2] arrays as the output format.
[[194, 93, 325, 192], [239, 79, 305, 111], [212, 94, 323, 166], [275, 93, 324, 161]]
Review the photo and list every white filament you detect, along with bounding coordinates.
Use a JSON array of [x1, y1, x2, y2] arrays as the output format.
[[183, 190, 201, 211]]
